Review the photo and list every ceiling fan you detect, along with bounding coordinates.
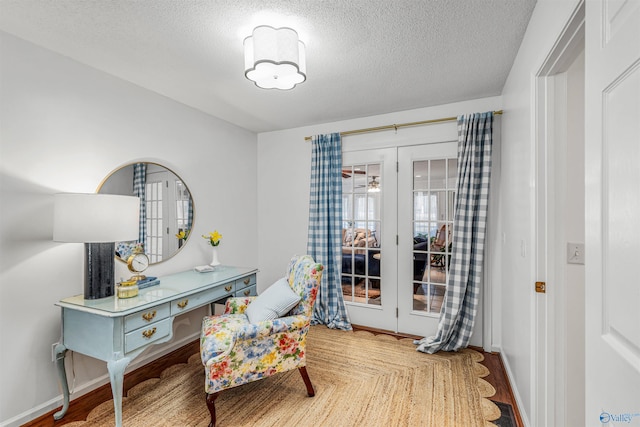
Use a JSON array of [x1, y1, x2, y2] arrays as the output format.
[[368, 176, 381, 193], [352, 175, 381, 192], [341, 169, 366, 178]]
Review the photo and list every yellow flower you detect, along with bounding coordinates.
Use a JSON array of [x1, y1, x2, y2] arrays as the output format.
[[202, 230, 222, 246], [175, 230, 188, 240], [261, 351, 277, 365]]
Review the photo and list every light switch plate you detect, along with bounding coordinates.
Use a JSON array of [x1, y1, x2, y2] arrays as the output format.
[[567, 242, 585, 264]]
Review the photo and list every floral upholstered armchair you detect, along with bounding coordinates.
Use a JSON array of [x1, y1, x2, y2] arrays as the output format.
[[200, 255, 323, 427]]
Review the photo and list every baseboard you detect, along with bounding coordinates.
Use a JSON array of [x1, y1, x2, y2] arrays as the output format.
[[9, 332, 200, 427], [497, 346, 531, 427]]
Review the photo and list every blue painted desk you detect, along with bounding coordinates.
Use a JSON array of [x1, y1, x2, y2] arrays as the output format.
[[54, 265, 257, 427]]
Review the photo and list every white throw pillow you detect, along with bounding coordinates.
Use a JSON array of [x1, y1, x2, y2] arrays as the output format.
[[245, 277, 301, 323]]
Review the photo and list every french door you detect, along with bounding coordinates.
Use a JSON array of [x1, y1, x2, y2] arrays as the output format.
[[341, 149, 397, 330], [397, 142, 457, 336], [145, 169, 190, 262], [341, 142, 457, 336]]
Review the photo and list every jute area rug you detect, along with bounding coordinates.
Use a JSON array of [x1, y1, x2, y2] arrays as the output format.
[[65, 326, 500, 426]]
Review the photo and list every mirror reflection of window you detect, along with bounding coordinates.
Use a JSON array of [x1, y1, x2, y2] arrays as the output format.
[[98, 162, 194, 265]]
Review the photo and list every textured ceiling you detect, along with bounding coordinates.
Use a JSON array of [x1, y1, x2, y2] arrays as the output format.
[[0, 0, 536, 133]]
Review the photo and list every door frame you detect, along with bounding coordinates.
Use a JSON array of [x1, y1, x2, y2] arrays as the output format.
[[533, 2, 585, 426]]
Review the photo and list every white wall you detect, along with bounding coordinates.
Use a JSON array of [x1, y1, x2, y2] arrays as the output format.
[[0, 32, 258, 426], [256, 96, 501, 348], [563, 49, 585, 427], [498, 0, 582, 425]]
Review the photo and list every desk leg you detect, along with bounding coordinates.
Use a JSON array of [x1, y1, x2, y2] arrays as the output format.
[[107, 358, 130, 427], [53, 343, 69, 420]]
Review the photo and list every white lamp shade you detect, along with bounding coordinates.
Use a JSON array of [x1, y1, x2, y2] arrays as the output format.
[[54, 193, 140, 243], [244, 26, 306, 90]]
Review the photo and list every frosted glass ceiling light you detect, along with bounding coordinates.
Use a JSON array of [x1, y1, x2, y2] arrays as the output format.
[[244, 25, 306, 90]]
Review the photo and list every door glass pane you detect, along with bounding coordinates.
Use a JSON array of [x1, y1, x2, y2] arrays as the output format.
[[354, 194, 368, 220], [342, 166, 354, 193], [447, 159, 457, 181], [145, 181, 163, 263], [341, 162, 382, 306], [447, 190, 456, 221], [413, 161, 429, 190], [430, 159, 446, 188], [411, 158, 456, 314], [413, 191, 430, 221], [353, 165, 367, 193]]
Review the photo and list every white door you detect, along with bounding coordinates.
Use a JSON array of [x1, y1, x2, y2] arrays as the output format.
[[397, 142, 458, 336], [341, 148, 398, 330], [585, 0, 640, 424], [145, 169, 190, 262]]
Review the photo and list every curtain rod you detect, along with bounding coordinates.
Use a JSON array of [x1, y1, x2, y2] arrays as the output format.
[[304, 110, 503, 141]]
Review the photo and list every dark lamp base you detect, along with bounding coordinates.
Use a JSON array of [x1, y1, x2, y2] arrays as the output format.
[[84, 242, 115, 299]]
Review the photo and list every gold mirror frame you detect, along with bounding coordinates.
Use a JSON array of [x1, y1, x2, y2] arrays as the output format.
[[97, 162, 195, 265]]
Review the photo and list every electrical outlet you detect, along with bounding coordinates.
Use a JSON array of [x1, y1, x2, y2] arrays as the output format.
[[567, 242, 585, 265], [51, 342, 59, 362]]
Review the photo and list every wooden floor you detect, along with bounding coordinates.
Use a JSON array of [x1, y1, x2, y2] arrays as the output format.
[[25, 327, 522, 427]]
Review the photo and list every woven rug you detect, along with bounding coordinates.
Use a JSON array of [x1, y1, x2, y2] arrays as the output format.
[[64, 326, 500, 426]]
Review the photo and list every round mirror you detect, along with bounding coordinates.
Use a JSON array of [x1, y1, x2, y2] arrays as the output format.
[[97, 162, 194, 265]]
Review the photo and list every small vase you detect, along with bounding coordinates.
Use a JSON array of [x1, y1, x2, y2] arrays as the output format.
[[210, 246, 221, 268]]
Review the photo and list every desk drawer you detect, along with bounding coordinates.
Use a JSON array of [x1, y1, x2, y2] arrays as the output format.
[[125, 318, 172, 353], [170, 284, 234, 316], [124, 303, 171, 333], [235, 284, 257, 298], [236, 274, 256, 290]]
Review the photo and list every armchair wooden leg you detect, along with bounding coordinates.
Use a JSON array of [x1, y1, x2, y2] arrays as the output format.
[[298, 366, 315, 397], [205, 392, 219, 427]]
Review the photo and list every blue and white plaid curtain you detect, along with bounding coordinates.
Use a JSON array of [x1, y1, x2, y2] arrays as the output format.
[[133, 163, 147, 249], [187, 198, 193, 232], [307, 133, 352, 330], [416, 111, 493, 353]]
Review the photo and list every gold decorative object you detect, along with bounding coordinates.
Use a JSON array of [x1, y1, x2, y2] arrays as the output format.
[[116, 279, 139, 299], [142, 328, 156, 339], [142, 311, 157, 322], [126, 251, 149, 282]]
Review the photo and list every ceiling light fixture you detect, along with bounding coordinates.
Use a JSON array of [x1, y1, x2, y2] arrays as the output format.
[[368, 177, 381, 193], [244, 25, 306, 90]]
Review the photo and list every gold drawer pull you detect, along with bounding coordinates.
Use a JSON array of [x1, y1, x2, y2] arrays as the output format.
[[225, 285, 233, 292], [243, 289, 251, 296], [142, 311, 156, 322], [243, 278, 250, 285], [177, 299, 189, 309], [142, 328, 157, 339]]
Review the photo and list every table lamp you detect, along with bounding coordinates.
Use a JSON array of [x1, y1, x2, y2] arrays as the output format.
[[54, 193, 140, 299]]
